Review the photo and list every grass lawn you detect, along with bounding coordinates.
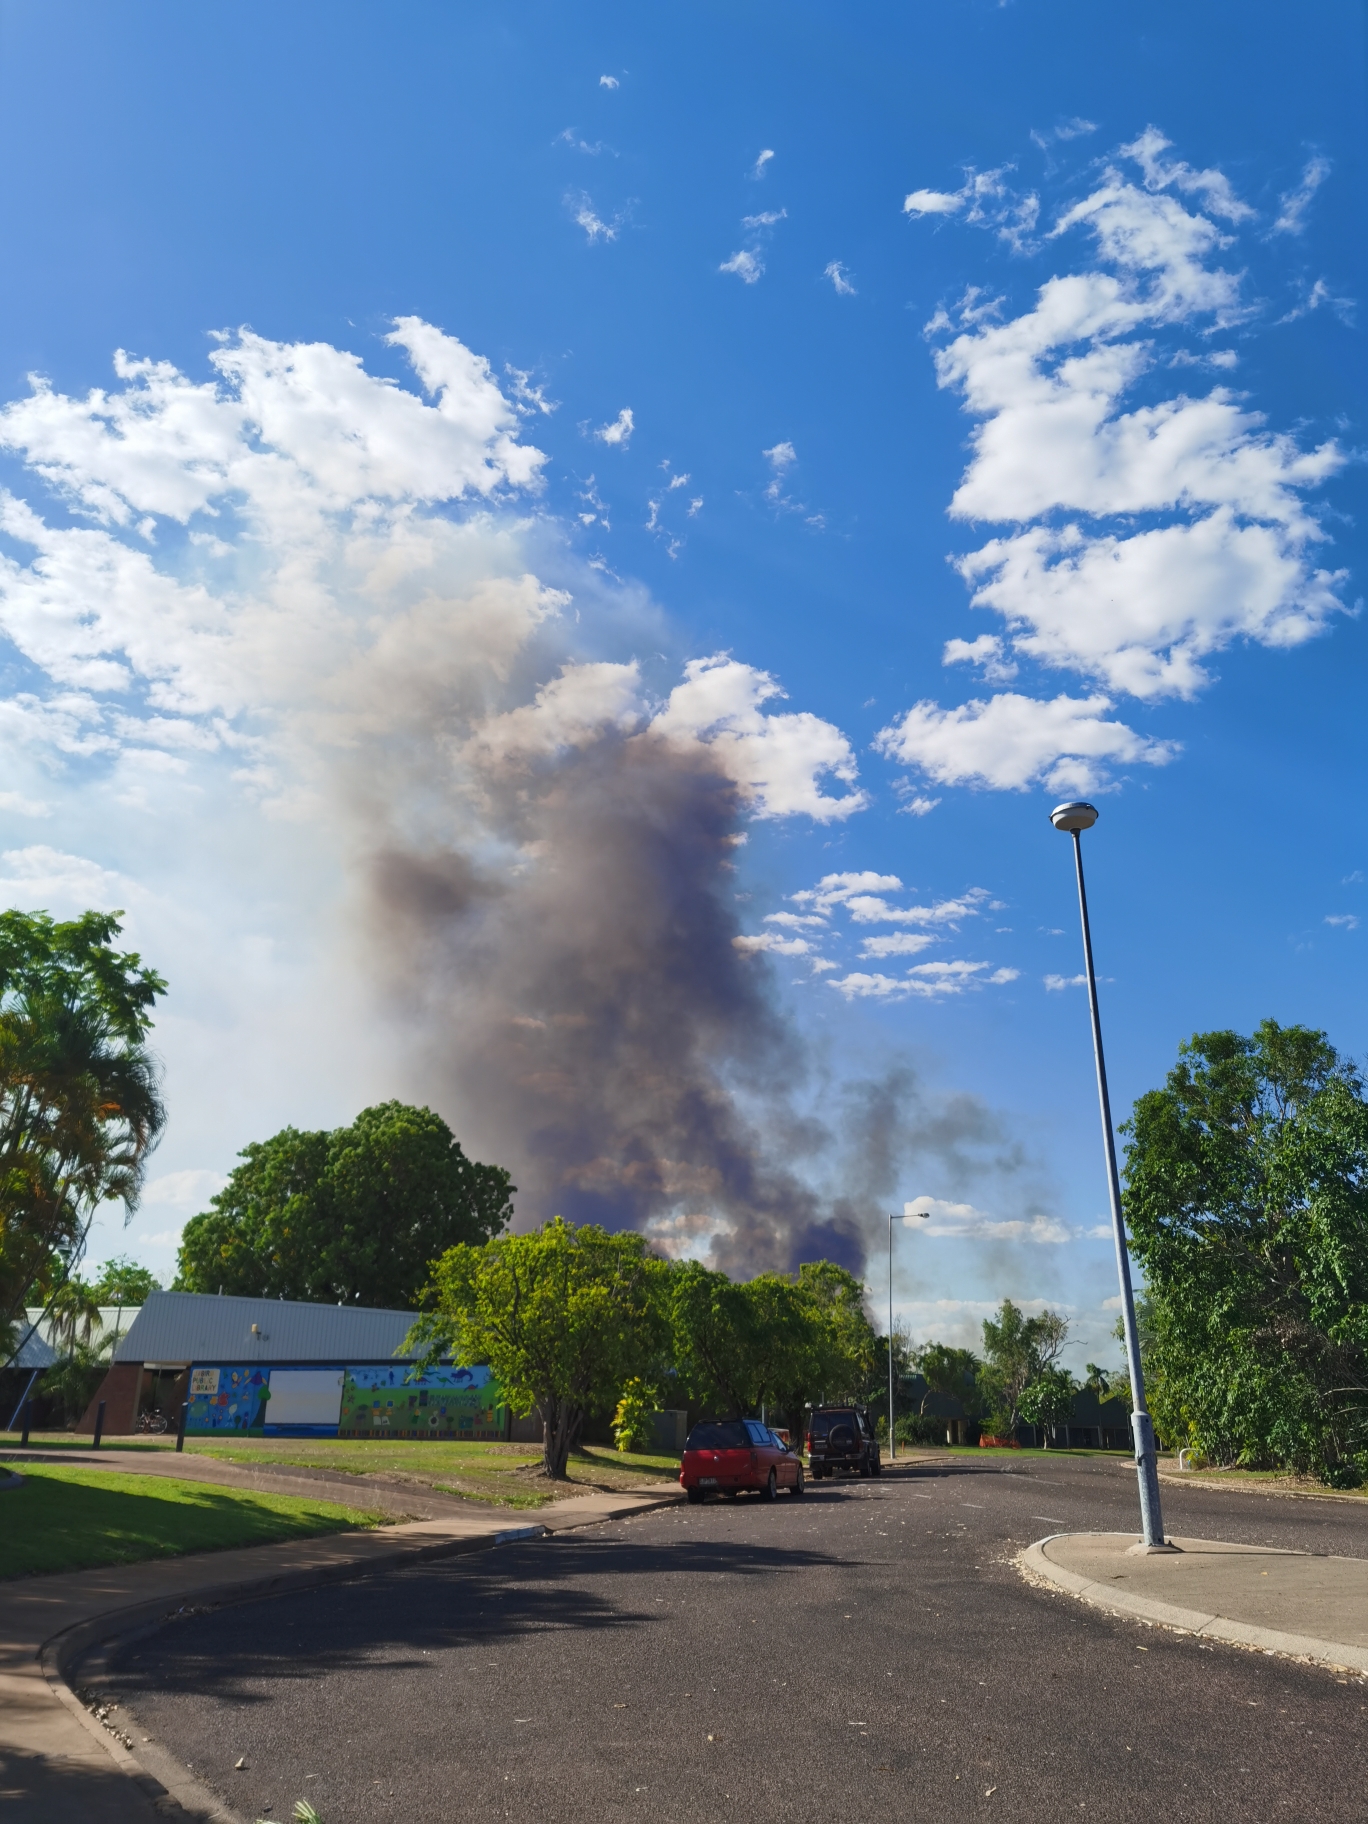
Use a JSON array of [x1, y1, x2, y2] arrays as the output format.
[[1, 1464, 387, 1579], [0, 1431, 683, 1509]]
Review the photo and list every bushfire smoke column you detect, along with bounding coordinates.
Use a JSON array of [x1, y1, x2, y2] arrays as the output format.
[[1050, 801, 1170, 1551]]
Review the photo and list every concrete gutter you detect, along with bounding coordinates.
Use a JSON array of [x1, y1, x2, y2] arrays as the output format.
[[1021, 1531, 1368, 1677], [3, 1483, 682, 1822]]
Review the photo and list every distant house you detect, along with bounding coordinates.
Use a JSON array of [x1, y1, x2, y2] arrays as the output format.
[[77, 1289, 510, 1441]]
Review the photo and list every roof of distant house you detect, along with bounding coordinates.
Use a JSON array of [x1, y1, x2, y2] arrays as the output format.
[[113, 1290, 423, 1366]]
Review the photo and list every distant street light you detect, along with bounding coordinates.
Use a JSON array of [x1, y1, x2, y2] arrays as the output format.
[[1051, 800, 1171, 1551], [888, 1204, 928, 1460]]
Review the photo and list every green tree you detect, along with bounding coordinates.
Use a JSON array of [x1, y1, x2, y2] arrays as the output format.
[[612, 1377, 659, 1453], [0, 910, 167, 1354], [1123, 1020, 1368, 1482], [1018, 1365, 1078, 1447], [90, 1256, 160, 1305], [667, 1262, 760, 1418], [914, 1343, 981, 1417], [795, 1260, 880, 1401], [411, 1218, 668, 1479], [979, 1299, 1069, 1432], [175, 1102, 513, 1309]]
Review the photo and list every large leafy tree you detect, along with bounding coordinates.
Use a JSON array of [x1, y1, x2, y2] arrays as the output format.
[[89, 1255, 161, 1305], [0, 910, 166, 1354], [1123, 1020, 1368, 1482], [411, 1218, 668, 1478], [979, 1299, 1068, 1432], [175, 1102, 513, 1309], [915, 1343, 981, 1417]]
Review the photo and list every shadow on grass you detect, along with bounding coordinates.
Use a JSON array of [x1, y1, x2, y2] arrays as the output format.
[[3, 1469, 376, 1578], [108, 1531, 845, 1704]]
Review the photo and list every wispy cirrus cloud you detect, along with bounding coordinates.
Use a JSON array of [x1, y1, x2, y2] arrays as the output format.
[[1271, 155, 1331, 236]]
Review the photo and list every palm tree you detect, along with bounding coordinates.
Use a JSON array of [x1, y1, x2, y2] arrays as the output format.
[[0, 911, 166, 1355]]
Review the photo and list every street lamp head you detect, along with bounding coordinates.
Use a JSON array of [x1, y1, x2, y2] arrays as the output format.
[[1050, 800, 1098, 833]]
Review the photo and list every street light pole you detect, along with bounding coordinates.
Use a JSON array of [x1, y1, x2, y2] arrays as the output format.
[[887, 1205, 929, 1462], [1051, 801, 1170, 1550]]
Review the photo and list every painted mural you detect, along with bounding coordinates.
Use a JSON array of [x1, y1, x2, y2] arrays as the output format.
[[184, 1365, 271, 1432], [338, 1364, 505, 1440], [183, 1361, 507, 1438]]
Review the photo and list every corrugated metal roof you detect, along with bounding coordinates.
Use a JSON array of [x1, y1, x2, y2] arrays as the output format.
[[6, 1306, 141, 1370], [114, 1290, 424, 1365]]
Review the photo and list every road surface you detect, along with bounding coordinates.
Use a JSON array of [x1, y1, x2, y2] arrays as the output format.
[[104, 1453, 1368, 1822]]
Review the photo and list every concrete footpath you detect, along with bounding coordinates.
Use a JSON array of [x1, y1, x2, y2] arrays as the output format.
[[1024, 1532, 1368, 1675], [0, 1471, 682, 1823]]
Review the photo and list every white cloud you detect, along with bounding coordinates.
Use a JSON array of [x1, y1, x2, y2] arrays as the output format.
[[599, 74, 619, 89], [1044, 973, 1087, 990], [903, 167, 1040, 250], [896, 131, 1349, 790], [1031, 119, 1098, 152], [763, 910, 826, 930], [859, 932, 937, 958], [594, 407, 635, 446], [824, 261, 856, 296], [944, 632, 1017, 683], [568, 192, 620, 242], [732, 932, 811, 957], [720, 249, 763, 284], [899, 795, 940, 817], [752, 149, 774, 178], [1325, 914, 1360, 931], [876, 692, 1175, 794], [904, 1194, 1075, 1243], [649, 654, 868, 822], [743, 209, 786, 229], [1272, 156, 1331, 235], [1121, 126, 1253, 223], [828, 959, 1017, 1002], [0, 844, 135, 910], [1278, 277, 1355, 326], [142, 1168, 226, 1212]]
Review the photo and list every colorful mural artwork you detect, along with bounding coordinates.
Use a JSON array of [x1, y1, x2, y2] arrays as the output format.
[[184, 1364, 271, 1433], [339, 1364, 506, 1440], [183, 1362, 507, 1438]]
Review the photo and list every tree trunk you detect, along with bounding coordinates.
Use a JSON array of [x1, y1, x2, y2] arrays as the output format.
[[539, 1399, 583, 1479]]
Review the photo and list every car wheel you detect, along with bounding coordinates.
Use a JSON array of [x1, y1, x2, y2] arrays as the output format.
[[873, 1457, 883, 1476], [686, 1487, 705, 1505], [761, 1469, 777, 1501], [859, 1458, 870, 1477], [792, 1466, 805, 1497]]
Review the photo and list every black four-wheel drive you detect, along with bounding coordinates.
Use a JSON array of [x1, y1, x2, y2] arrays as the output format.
[[806, 1405, 881, 1478]]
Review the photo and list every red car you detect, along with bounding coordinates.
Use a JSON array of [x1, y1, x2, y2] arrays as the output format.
[[680, 1418, 806, 1503]]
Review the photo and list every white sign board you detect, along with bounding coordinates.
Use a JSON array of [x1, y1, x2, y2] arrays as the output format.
[[263, 1369, 344, 1428]]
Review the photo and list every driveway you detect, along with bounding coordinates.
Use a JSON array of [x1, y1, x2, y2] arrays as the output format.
[[100, 1454, 1368, 1822]]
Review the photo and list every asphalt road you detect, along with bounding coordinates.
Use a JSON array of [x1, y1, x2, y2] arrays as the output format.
[[105, 1455, 1368, 1823]]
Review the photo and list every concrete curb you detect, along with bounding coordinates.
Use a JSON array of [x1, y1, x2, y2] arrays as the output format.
[[1020, 1535, 1368, 1676], [25, 1486, 683, 1822]]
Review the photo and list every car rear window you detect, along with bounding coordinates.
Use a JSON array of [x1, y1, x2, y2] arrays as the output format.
[[685, 1421, 749, 1451], [808, 1410, 855, 1439]]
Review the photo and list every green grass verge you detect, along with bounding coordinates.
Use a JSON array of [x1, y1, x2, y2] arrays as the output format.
[[0, 1431, 684, 1508], [1, 1465, 386, 1579]]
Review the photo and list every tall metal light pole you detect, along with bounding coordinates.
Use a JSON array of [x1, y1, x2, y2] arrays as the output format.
[[1051, 801, 1171, 1551], [887, 1205, 928, 1461]]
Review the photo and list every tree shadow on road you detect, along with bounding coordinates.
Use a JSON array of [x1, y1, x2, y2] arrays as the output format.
[[105, 1532, 846, 1704]]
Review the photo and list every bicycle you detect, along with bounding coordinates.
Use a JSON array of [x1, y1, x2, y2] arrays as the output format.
[[136, 1408, 169, 1434]]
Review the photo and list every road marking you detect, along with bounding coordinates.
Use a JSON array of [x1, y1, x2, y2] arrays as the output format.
[[1032, 1516, 1066, 1524], [961, 1502, 984, 1508]]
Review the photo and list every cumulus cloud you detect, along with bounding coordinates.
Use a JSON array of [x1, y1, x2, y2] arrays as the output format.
[[903, 166, 1040, 251], [1325, 914, 1360, 931], [824, 261, 856, 296], [1272, 156, 1331, 235], [895, 130, 1347, 792], [829, 960, 1019, 1002], [599, 74, 619, 89], [594, 407, 635, 446], [876, 692, 1175, 794], [904, 1193, 1074, 1243], [1043, 973, 1088, 990], [752, 149, 774, 178]]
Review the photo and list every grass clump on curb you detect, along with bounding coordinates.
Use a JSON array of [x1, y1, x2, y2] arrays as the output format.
[[1, 1465, 387, 1578]]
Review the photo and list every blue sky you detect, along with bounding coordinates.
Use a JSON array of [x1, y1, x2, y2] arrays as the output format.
[[0, 2, 1362, 1366]]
